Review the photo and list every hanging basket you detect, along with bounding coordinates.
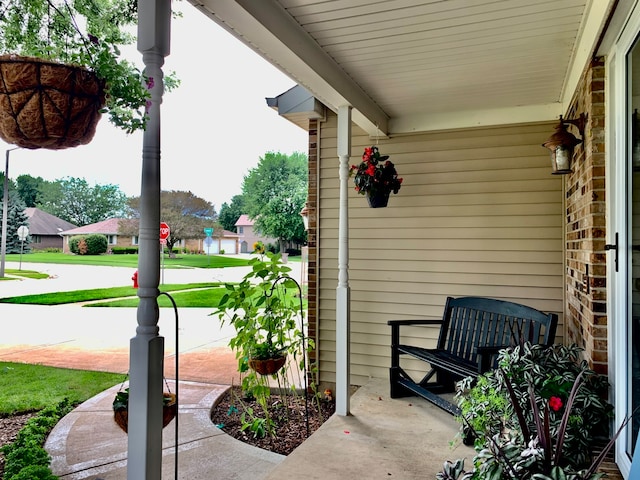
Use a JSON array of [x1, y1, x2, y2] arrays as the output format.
[[0, 55, 105, 150], [113, 392, 177, 433], [248, 355, 287, 375], [366, 190, 390, 208]]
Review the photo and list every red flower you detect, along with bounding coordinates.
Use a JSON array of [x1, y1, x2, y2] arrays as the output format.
[[366, 164, 376, 176], [549, 396, 563, 412]]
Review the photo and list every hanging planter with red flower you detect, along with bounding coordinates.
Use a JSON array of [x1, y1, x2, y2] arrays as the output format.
[[349, 146, 403, 208]]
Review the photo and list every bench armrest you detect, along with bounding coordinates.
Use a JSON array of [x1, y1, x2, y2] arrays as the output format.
[[387, 319, 444, 326]]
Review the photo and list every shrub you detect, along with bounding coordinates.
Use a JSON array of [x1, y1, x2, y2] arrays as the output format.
[[2, 399, 74, 480], [448, 343, 616, 479], [111, 246, 139, 254], [84, 234, 108, 255], [69, 234, 108, 255]]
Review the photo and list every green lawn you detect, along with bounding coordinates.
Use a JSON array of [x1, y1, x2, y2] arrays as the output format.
[[0, 283, 226, 307], [0, 362, 124, 415], [2, 252, 258, 268]]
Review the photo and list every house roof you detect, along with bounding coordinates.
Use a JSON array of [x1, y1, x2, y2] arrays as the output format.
[[189, 0, 624, 136], [234, 214, 254, 227], [24, 208, 77, 235], [61, 218, 122, 236]]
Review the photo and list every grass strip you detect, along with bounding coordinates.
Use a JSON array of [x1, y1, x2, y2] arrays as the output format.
[[0, 283, 221, 305], [0, 362, 124, 416]]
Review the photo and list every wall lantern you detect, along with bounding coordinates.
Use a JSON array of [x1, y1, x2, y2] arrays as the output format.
[[299, 202, 310, 231], [542, 113, 587, 175]]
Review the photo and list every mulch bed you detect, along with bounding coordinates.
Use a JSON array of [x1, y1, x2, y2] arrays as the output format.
[[0, 412, 39, 478], [210, 386, 335, 456]]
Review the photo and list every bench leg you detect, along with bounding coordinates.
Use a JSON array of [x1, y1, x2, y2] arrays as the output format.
[[389, 367, 412, 398]]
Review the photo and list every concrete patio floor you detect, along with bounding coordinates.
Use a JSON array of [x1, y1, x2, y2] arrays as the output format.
[[43, 377, 472, 480]]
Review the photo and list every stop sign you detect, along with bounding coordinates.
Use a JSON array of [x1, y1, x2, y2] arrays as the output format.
[[159, 222, 170, 240]]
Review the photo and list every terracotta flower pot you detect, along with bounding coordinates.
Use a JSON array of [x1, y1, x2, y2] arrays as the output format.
[[0, 55, 105, 150], [248, 355, 287, 375], [113, 392, 177, 433]]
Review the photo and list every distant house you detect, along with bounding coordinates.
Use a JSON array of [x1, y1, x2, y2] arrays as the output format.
[[234, 215, 277, 253], [24, 208, 77, 251], [60, 218, 124, 254], [60, 218, 240, 254]]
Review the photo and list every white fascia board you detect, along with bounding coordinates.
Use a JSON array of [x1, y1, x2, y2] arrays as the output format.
[[390, 103, 563, 134], [561, 0, 617, 108], [189, 0, 389, 136]]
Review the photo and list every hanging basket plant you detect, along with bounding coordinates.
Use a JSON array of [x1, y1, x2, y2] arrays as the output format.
[[0, 0, 179, 150], [0, 55, 105, 149], [112, 388, 177, 434], [349, 146, 403, 208]]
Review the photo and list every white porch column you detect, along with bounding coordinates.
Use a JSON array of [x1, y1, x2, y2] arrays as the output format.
[[128, 1, 170, 479], [336, 105, 352, 416]]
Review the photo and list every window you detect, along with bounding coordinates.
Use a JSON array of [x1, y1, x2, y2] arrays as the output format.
[[238, 226, 244, 234], [132, 236, 139, 245], [108, 235, 117, 245]]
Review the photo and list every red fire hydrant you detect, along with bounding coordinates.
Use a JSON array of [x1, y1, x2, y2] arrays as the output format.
[[132, 270, 139, 289]]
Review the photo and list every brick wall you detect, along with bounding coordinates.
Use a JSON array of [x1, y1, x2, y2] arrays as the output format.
[[564, 57, 608, 375]]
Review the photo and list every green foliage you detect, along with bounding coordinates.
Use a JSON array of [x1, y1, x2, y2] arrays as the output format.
[[2, 399, 73, 480], [111, 246, 139, 254], [69, 234, 108, 255], [212, 252, 309, 436], [16, 174, 47, 208], [241, 152, 308, 249], [445, 343, 617, 480], [0, 0, 179, 133], [37, 177, 127, 226], [218, 194, 246, 232], [0, 190, 30, 254]]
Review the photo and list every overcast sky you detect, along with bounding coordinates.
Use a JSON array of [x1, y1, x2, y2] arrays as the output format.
[[0, 4, 308, 211]]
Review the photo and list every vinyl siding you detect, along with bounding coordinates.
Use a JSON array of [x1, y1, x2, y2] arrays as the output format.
[[316, 112, 564, 386]]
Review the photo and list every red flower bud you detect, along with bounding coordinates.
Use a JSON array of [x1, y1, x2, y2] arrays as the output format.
[[549, 396, 563, 412]]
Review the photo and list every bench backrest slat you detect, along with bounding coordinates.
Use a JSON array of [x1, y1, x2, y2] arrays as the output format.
[[439, 296, 558, 366]]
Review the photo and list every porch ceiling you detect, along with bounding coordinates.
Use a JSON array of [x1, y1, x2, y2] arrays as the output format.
[[188, 0, 617, 136]]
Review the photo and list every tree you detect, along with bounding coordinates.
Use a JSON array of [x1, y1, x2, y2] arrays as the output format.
[[121, 190, 220, 254], [0, 189, 30, 254], [242, 151, 308, 251], [37, 177, 128, 226], [218, 194, 246, 232], [16, 174, 48, 207]]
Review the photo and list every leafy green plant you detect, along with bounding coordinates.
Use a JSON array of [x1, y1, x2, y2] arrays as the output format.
[[0, 0, 179, 133], [212, 252, 311, 437], [2, 398, 74, 480], [442, 343, 622, 480]]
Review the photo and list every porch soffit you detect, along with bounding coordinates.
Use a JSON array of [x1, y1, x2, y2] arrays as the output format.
[[188, 0, 616, 136]]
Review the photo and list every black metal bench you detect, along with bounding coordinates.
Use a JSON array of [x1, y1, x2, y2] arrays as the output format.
[[388, 296, 558, 415]]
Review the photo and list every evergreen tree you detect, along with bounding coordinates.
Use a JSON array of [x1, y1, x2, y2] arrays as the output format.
[[0, 190, 30, 254]]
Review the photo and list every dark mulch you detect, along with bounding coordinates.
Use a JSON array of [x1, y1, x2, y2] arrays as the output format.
[[210, 386, 335, 456], [0, 412, 39, 478]]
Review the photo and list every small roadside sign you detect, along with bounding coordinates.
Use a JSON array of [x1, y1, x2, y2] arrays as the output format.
[[204, 227, 213, 237], [160, 222, 170, 240], [17, 225, 29, 241], [204, 236, 214, 246]]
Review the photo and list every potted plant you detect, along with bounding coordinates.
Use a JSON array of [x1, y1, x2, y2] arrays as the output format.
[[438, 343, 623, 480], [349, 145, 403, 207], [112, 387, 177, 433], [212, 251, 304, 377], [0, 0, 179, 150]]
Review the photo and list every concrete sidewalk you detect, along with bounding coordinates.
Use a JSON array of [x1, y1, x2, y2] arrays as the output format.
[[45, 380, 285, 480]]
